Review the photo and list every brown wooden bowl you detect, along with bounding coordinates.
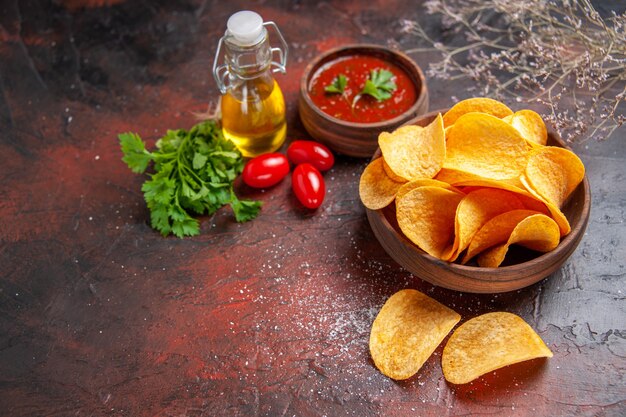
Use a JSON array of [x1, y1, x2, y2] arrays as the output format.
[[298, 44, 429, 158], [366, 110, 591, 293]]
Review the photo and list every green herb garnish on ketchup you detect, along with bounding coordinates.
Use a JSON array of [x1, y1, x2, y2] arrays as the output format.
[[352, 69, 397, 108], [359, 69, 397, 101], [324, 74, 347, 94]]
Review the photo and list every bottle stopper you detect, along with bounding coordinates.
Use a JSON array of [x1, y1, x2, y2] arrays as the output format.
[[226, 11, 264, 45]]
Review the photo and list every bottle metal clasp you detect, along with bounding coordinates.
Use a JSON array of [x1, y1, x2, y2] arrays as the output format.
[[212, 36, 231, 95], [263, 21, 288, 74]]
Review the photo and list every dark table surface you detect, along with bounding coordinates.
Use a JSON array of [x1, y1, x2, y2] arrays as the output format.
[[1, 1, 624, 416]]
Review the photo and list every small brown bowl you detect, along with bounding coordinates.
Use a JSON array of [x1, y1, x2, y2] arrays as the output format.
[[298, 44, 429, 158], [366, 110, 591, 293]]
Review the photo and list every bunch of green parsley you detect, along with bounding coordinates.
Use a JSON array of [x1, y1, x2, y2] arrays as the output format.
[[119, 120, 261, 238]]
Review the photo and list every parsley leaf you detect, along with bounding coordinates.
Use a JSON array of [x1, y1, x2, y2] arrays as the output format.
[[119, 132, 152, 173], [119, 120, 261, 238], [324, 74, 347, 94], [352, 69, 397, 107], [230, 193, 263, 222], [192, 152, 208, 170]]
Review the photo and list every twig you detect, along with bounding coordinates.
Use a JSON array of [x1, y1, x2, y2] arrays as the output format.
[[402, 0, 625, 142]]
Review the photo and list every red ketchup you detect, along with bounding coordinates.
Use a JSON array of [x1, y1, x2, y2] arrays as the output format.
[[308, 55, 417, 123]]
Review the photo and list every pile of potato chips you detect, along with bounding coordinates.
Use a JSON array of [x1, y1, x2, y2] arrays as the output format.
[[370, 289, 553, 383], [360, 98, 585, 267]]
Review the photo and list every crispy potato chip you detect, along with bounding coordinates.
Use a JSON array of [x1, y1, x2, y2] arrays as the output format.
[[444, 178, 550, 215], [448, 188, 527, 262], [396, 178, 462, 201], [370, 289, 461, 380], [477, 213, 560, 267], [442, 312, 552, 384], [503, 110, 548, 146], [442, 97, 513, 128], [383, 158, 407, 182], [437, 171, 527, 191], [435, 167, 489, 185], [524, 146, 585, 208], [397, 186, 464, 259], [516, 193, 551, 215], [544, 203, 570, 236], [359, 158, 404, 210], [462, 209, 542, 264], [521, 175, 571, 236], [379, 114, 446, 181], [444, 113, 531, 185]]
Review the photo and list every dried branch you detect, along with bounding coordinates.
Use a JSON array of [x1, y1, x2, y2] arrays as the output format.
[[402, 0, 625, 142]]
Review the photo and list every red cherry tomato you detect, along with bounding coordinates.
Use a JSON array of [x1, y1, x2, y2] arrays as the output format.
[[292, 163, 325, 209], [242, 153, 290, 188], [287, 140, 334, 172]]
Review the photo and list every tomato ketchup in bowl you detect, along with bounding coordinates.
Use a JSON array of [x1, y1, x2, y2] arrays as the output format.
[[299, 45, 429, 158], [308, 55, 418, 123]]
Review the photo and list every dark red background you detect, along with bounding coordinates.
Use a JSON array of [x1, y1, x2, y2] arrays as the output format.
[[1, 1, 624, 416]]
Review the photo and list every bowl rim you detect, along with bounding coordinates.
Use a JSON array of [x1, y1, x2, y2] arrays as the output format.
[[299, 43, 428, 129], [367, 108, 591, 279]]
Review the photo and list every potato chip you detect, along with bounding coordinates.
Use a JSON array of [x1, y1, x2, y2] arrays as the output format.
[[442, 97, 513, 128], [383, 158, 407, 182], [379, 114, 446, 181], [544, 204, 570, 236], [524, 146, 585, 208], [397, 186, 464, 259], [462, 209, 542, 264], [370, 289, 461, 380], [359, 157, 404, 210], [442, 312, 552, 384], [435, 167, 489, 185], [436, 171, 523, 190], [503, 109, 548, 146], [444, 113, 531, 185], [444, 178, 550, 215], [477, 213, 560, 267], [396, 178, 462, 201], [520, 175, 571, 236], [516, 193, 552, 215], [448, 188, 527, 262]]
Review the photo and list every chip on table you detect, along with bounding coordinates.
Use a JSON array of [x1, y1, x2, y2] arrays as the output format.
[[442, 312, 553, 384], [369, 289, 460, 380]]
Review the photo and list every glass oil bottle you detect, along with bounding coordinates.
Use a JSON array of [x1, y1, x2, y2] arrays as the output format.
[[213, 11, 288, 157]]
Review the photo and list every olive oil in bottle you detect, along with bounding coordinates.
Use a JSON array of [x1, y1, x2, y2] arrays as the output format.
[[221, 78, 286, 157], [213, 11, 288, 157]]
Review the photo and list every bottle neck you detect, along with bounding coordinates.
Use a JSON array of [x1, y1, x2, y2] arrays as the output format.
[[224, 31, 272, 80]]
